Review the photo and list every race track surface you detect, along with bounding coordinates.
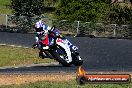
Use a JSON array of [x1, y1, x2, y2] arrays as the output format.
[[0, 32, 132, 73]]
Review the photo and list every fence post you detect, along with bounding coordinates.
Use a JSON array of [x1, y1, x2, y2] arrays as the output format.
[[77, 21, 80, 34], [111, 24, 117, 37], [113, 24, 117, 37], [5, 14, 8, 29]]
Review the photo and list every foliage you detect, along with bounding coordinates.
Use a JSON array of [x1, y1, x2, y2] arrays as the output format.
[[107, 4, 132, 25], [43, 0, 58, 7], [7, 15, 36, 33], [0, 0, 11, 6], [11, 0, 44, 17], [0, 0, 12, 14], [10, 0, 44, 32], [55, 0, 132, 25], [55, 0, 111, 23]]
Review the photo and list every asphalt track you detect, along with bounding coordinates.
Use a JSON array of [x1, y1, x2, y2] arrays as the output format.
[[0, 32, 132, 73]]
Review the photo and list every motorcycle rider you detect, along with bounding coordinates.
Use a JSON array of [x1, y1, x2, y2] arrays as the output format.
[[33, 19, 78, 50], [33, 17, 49, 49], [33, 23, 78, 59], [35, 18, 47, 42]]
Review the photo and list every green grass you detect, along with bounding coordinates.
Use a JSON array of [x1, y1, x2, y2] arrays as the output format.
[[0, 0, 10, 6], [0, 80, 132, 88], [0, 0, 12, 14], [0, 46, 55, 67]]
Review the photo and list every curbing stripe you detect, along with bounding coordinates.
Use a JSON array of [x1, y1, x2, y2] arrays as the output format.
[[0, 44, 7, 46], [0, 43, 30, 49]]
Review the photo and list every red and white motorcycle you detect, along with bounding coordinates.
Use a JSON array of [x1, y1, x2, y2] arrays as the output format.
[[33, 29, 83, 66]]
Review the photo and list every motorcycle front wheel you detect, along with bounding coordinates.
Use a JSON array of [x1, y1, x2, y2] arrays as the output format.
[[72, 54, 83, 66], [51, 45, 71, 67]]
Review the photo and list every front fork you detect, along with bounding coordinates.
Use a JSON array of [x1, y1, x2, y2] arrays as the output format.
[[71, 49, 82, 61]]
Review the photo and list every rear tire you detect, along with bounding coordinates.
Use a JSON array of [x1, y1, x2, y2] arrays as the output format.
[[39, 50, 52, 59], [39, 51, 46, 59]]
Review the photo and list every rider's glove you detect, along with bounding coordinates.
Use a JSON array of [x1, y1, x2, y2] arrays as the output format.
[[32, 44, 38, 49]]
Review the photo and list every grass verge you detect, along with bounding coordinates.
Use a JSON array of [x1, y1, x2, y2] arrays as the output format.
[[0, 46, 55, 67], [0, 79, 132, 88]]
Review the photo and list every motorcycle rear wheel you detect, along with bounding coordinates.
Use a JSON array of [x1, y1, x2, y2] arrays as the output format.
[[39, 51, 47, 59]]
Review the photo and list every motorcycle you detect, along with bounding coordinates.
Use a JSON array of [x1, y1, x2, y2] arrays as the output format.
[[33, 29, 83, 67]]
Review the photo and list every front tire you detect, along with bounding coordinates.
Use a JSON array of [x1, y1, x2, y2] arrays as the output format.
[[51, 46, 71, 67], [72, 54, 83, 66]]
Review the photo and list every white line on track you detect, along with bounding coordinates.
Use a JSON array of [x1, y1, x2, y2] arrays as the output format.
[[0, 43, 30, 49]]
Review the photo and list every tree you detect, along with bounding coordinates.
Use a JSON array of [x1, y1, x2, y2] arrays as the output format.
[[10, 0, 45, 33], [55, 0, 110, 22], [11, 0, 44, 17], [55, 0, 132, 25], [108, 4, 132, 24]]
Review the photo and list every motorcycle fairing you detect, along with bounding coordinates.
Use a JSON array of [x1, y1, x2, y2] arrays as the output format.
[[56, 38, 72, 63]]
